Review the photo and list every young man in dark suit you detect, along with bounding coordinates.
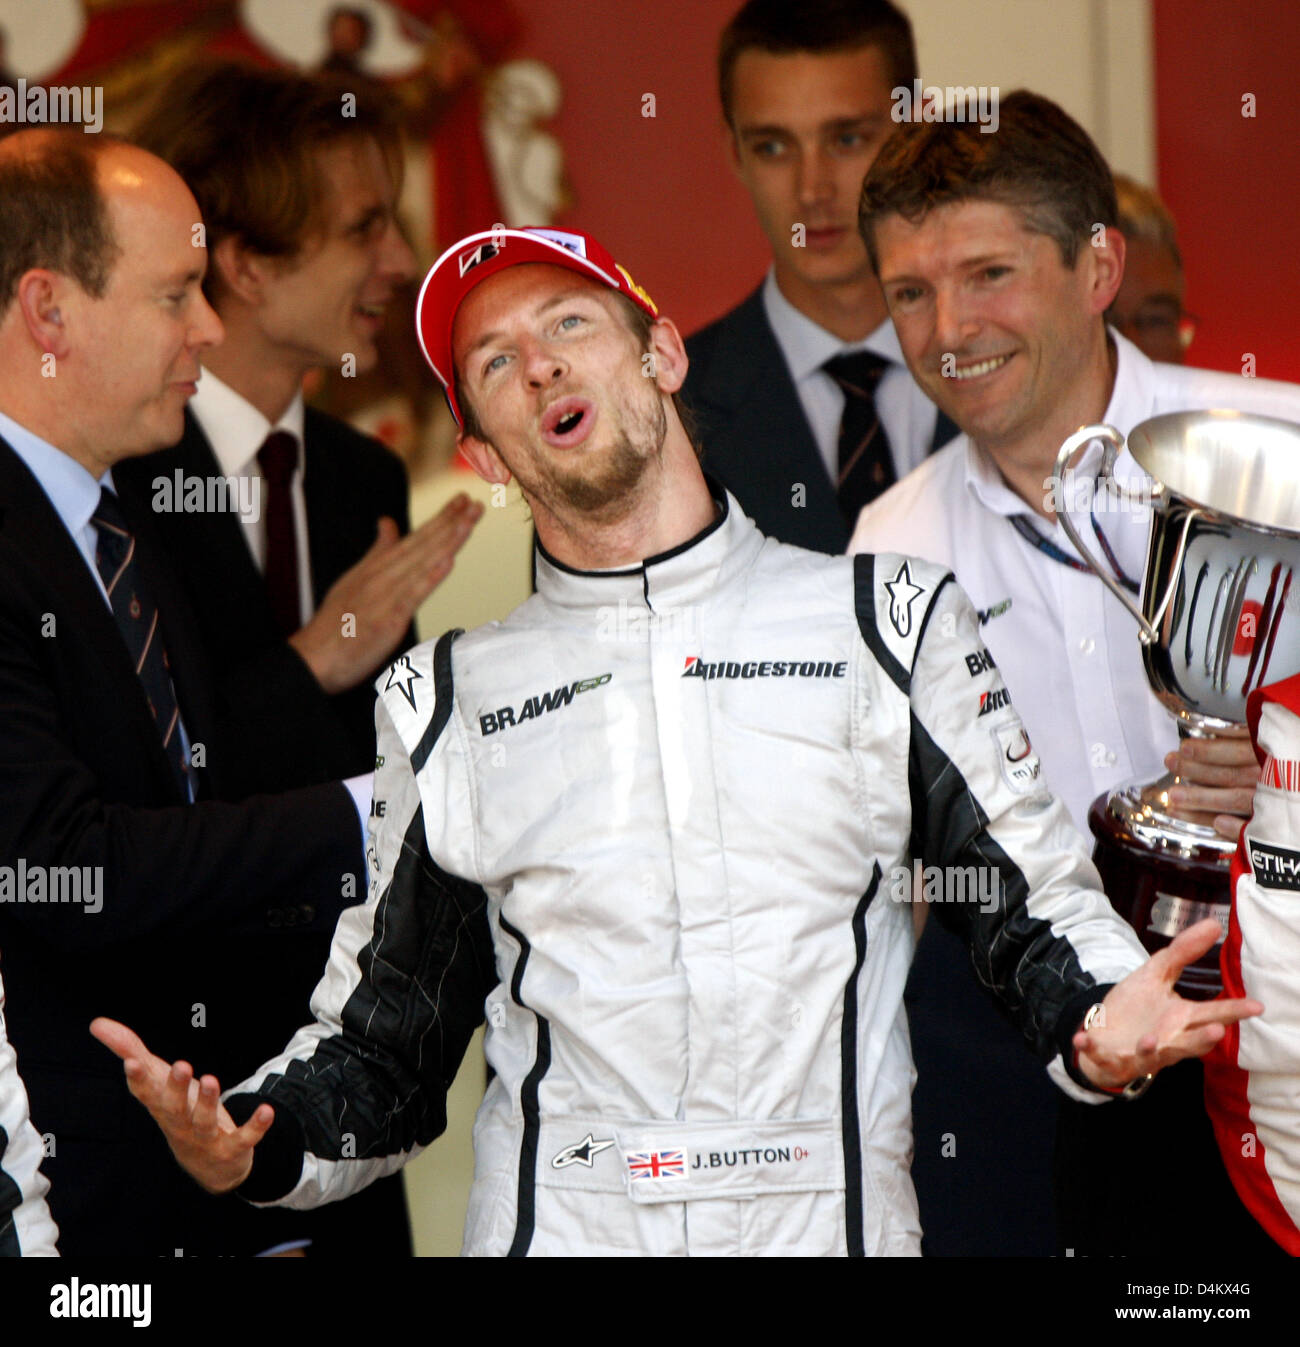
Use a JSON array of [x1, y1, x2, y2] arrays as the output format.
[[120, 64, 479, 798], [112, 65, 482, 1255], [681, 0, 955, 555], [0, 130, 384, 1255]]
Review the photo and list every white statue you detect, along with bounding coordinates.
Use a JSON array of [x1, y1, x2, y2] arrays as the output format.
[[482, 58, 568, 227]]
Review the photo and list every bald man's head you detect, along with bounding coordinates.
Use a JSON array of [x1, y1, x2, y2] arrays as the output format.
[[0, 130, 222, 472]]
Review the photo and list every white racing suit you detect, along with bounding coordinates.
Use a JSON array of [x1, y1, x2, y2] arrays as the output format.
[[1204, 672, 1300, 1254], [226, 489, 1146, 1255], [1, 970, 59, 1256]]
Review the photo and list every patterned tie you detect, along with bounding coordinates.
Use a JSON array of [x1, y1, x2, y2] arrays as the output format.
[[258, 431, 301, 637], [822, 350, 897, 527], [90, 488, 190, 798]]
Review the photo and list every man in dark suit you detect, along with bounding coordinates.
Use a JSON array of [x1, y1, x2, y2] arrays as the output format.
[[682, 0, 955, 554], [121, 64, 479, 799], [113, 66, 483, 1253], [0, 129, 388, 1256]]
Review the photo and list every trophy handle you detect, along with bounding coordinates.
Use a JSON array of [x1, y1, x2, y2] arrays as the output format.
[[1052, 424, 1159, 644], [1147, 507, 1202, 639]]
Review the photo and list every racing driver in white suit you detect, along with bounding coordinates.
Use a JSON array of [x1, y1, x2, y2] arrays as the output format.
[[93, 228, 1261, 1257]]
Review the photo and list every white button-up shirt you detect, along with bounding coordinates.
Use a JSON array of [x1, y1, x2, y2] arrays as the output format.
[[189, 367, 313, 623], [849, 331, 1300, 831]]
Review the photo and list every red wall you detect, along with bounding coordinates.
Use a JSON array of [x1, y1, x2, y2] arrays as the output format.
[[519, 1, 1300, 377], [508, 0, 772, 337], [1153, 0, 1300, 382]]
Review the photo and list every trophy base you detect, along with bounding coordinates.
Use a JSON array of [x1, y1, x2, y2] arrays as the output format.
[[1088, 773, 1234, 1000]]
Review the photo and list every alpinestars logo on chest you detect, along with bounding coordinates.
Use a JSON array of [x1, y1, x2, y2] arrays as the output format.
[[885, 560, 926, 637]]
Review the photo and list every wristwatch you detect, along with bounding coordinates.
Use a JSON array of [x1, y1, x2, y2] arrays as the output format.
[[1082, 1002, 1155, 1100]]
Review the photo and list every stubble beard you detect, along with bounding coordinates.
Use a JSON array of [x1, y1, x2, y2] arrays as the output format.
[[516, 386, 669, 522]]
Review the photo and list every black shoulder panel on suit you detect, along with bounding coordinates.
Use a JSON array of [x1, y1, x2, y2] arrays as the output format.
[[853, 552, 909, 695], [411, 629, 462, 774]]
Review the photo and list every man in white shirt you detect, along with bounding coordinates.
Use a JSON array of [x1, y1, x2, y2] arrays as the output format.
[[681, 0, 956, 555], [850, 89, 1300, 1256]]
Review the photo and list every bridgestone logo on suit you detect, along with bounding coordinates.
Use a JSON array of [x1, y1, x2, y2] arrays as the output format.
[[977, 688, 1012, 717], [681, 656, 847, 680]]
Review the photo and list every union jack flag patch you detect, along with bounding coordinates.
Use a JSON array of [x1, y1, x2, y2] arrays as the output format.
[[626, 1149, 686, 1180]]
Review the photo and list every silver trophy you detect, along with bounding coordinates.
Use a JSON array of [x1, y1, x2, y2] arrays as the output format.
[[1053, 409, 1300, 995]]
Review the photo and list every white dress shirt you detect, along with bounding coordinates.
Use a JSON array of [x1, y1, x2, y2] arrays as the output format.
[[762, 270, 954, 484], [0, 407, 113, 604], [849, 331, 1300, 831], [188, 367, 314, 624], [185, 372, 372, 837]]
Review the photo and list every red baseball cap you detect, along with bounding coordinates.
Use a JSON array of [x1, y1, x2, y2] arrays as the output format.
[[415, 227, 660, 426]]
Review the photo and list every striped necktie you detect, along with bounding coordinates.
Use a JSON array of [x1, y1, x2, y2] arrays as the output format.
[[823, 350, 896, 527], [90, 488, 190, 798]]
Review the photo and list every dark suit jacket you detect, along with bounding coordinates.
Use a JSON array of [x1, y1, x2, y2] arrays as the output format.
[[114, 407, 414, 1255], [682, 285, 955, 555], [0, 437, 366, 1255], [683, 287, 847, 553], [116, 408, 412, 797]]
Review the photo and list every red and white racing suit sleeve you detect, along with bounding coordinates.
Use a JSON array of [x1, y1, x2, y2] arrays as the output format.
[[1203, 671, 1300, 1255]]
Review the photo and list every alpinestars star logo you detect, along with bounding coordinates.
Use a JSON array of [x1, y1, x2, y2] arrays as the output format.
[[551, 1134, 616, 1169], [885, 559, 926, 637], [384, 655, 423, 712]]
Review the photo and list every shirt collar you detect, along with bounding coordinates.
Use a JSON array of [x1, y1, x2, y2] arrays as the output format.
[[761, 269, 898, 383], [533, 478, 761, 612], [960, 327, 1155, 517], [1101, 328, 1159, 490], [0, 407, 110, 538], [189, 366, 306, 478]]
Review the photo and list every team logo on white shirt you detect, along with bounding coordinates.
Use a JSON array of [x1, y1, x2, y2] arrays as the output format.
[[884, 559, 926, 637], [976, 597, 1013, 626]]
